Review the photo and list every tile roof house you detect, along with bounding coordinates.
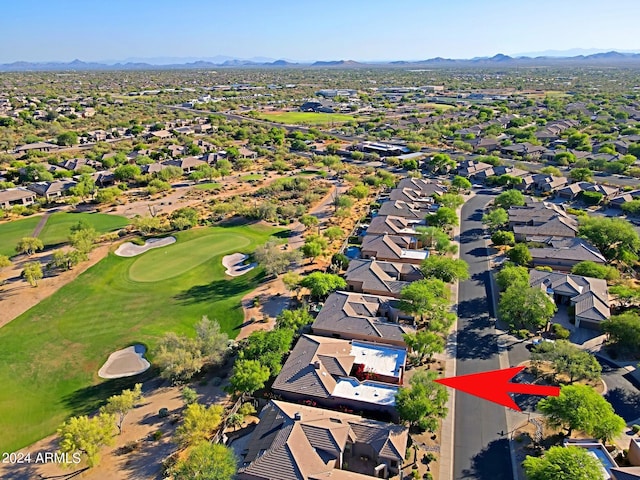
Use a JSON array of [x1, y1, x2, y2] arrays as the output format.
[[311, 291, 415, 346], [529, 238, 606, 271], [14, 141, 59, 153], [610, 189, 640, 209], [396, 177, 448, 197], [345, 259, 424, 298], [361, 234, 428, 265], [236, 400, 409, 480], [508, 200, 579, 242], [364, 216, 423, 237], [529, 270, 610, 330], [272, 335, 406, 416], [556, 182, 620, 200], [27, 180, 77, 201], [162, 156, 206, 172], [0, 188, 37, 209], [456, 160, 492, 177], [376, 201, 430, 220]]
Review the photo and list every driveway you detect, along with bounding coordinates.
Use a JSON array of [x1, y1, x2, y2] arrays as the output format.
[[453, 192, 513, 480]]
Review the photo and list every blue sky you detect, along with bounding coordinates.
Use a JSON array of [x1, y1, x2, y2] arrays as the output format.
[[2, 0, 640, 63]]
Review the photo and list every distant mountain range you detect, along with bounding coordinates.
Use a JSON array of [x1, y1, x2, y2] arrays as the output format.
[[3, 51, 640, 71]]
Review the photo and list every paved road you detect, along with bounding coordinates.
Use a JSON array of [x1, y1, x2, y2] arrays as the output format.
[[598, 356, 640, 423], [454, 192, 514, 480]]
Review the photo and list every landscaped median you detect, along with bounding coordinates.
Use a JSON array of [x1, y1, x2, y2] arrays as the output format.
[[0, 223, 284, 453]]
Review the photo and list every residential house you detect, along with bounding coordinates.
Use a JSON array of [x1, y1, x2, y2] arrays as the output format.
[[236, 400, 408, 480], [376, 201, 430, 220], [500, 143, 546, 159], [396, 177, 448, 197], [556, 182, 619, 201], [361, 234, 428, 265], [14, 142, 59, 154], [300, 101, 335, 113], [357, 142, 406, 157], [147, 130, 173, 140], [508, 200, 579, 242], [456, 160, 492, 178], [311, 291, 415, 346], [529, 270, 610, 330], [91, 171, 116, 187], [0, 188, 37, 209], [238, 146, 258, 159], [610, 189, 640, 209], [345, 259, 424, 298], [272, 335, 406, 415], [529, 238, 606, 271], [162, 156, 206, 173], [532, 174, 568, 193], [364, 216, 423, 237], [27, 180, 77, 201]]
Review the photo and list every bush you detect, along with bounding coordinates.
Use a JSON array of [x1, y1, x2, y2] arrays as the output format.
[[515, 329, 530, 339], [552, 324, 571, 340], [158, 408, 169, 418], [633, 424, 640, 434], [132, 237, 146, 246], [152, 430, 163, 441]]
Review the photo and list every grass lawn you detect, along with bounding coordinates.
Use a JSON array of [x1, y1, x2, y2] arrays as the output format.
[[0, 223, 284, 452], [193, 182, 222, 191], [239, 174, 263, 182], [255, 111, 357, 125], [37, 212, 130, 247], [0, 216, 42, 257], [420, 102, 455, 110]]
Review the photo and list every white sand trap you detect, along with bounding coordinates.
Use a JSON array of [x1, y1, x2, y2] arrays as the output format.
[[223, 253, 257, 277], [99, 344, 150, 379], [115, 236, 176, 257]]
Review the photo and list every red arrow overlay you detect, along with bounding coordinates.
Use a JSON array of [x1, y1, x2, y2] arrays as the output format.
[[434, 366, 560, 411]]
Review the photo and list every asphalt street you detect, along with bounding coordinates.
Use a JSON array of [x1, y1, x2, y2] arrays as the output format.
[[453, 192, 513, 480]]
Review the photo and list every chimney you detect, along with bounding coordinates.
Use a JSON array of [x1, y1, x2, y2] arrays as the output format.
[[294, 412, 302, 421], [314, 360, 321, 369]]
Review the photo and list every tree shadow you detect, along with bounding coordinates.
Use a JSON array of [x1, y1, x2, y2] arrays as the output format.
[[605, 387, 640, 422], [459, 438, 513, 480], [173, 271, 265, 306], [465, 247, 491, 258], [61, 370, 159, 415]]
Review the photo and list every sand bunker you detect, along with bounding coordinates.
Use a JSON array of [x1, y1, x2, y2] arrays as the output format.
[[98, 344, 150, 379], [115, 236, 176, 257], [222, 253, 256, 277]]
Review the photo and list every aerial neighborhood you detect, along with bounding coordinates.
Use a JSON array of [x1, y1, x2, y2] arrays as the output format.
[[1, 55, 640, 480]]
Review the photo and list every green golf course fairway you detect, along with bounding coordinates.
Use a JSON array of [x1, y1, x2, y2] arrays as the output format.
[[0, 216, 41, 256], [38, 212, 129, 246], [0, 223, 283, 452]]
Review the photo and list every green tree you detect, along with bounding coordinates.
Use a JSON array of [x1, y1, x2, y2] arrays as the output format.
[[216, 159, 233, 178], [175, 403, 224, 447], [495, 189, 525, 209], [254, 241, 302, 277], [420, 256, 469, 283], [95, 186, 122, 204], [170, 207, 199, 230], [181, 387, 198, 405], [482, 208, 509, 230], [491, 230, 515, 246], [531, 340, 601, 384], [323, 226, 345, 241], [132, 215, 162, 235], [22, 261, 43, 286], [602, 312, 640, 354], [429, 153, 456, 174], [399, 278, 449, 324], [539, 166, 562, 177], [436, 193, 464, 210], [395, 371, 448, 431], [415, 226, 456, 254], [507, 243, 532, 266], [569, 167, 593, 182], [571, 261, 619, 281], [299, 214, 319, 228], [276, 308, 313, 331], [451, 176, 472, 192], [282, 271, 303, 294], [228, 359, 270, 395], [156, 316, 228, 383], [403, 331, 445, 364], [16, 236, 44, 256], [538, 384, 625, 441], [426, 207, 458, 230], [69, 225, 99, 254], [301, 235, 328, 263], [51, 249, 86, 271], [300, 272, 347, 299], [523, 446, 603, 480], [57, 412, 116, 467], [113, 164, 141, 182], [578, 217, 640, 265], [57, 131, 79, 146], [172, 442, 237, 480], [240, 328, 294, 377], [499, 285, 556, 330], [70, 174, 97, 201], [348, 184, 370, 199], [495, 263, 529, 291], [100, 383, 143, 434]]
